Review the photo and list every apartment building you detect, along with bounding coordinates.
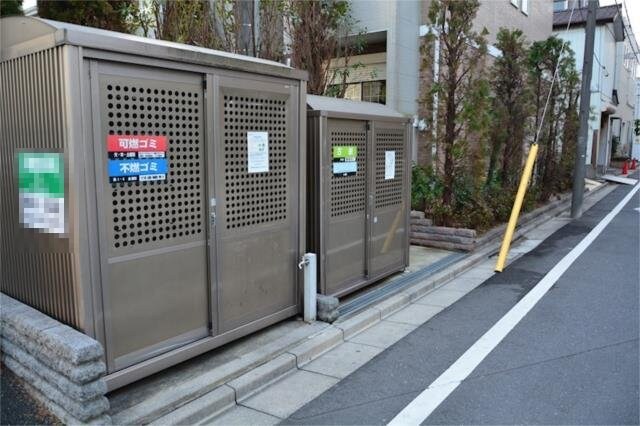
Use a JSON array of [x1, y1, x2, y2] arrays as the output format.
[[340, 0, 554, 165], [554, 3, 638, 174], [633, 80, 640, 160]]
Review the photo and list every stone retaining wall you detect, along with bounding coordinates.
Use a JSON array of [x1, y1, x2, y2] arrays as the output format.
[[0, 293, 111, 424], [410, 211, 477, 251]]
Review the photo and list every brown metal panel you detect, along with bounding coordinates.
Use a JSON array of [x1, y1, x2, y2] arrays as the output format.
[[0, 47, 81, 328], [213, 75, 299, 333], [370, 121, 409, 277], [62, 45, 98, 337], [323, 119, 368, 295], [305, 115, 319, 265], [91, 62, 209, 371], [307, 98, 411, 297], [297, 82, 307, 308]]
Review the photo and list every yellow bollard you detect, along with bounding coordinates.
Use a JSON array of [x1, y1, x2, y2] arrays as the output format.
[[495, 143, 539, 272]]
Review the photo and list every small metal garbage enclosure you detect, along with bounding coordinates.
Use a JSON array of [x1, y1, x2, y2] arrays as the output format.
[[1, 16, 307, 390], [307, 95, 410, 297]]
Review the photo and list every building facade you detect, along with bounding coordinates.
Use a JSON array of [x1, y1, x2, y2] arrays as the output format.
[[329, 1, 422, 114], [341, 0, 553, 164], [633, 79, 640, 160], [554, 3, 638, 174]]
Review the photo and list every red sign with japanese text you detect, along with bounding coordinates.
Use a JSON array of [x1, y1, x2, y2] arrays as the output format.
[[107, 135, 167, 153], [107, 134, 169, 183]]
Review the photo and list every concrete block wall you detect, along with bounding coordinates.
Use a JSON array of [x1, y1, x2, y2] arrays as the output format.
[[0, 293, 111, 424], [410, 211, 477, 251]]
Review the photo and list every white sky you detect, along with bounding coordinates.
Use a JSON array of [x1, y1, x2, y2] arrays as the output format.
[[601, 0, 639, 30], [600, 0, 640, 76]]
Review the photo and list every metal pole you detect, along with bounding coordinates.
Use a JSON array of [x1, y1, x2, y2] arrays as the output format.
[[571, 0, 598, 219], [495, 144, 539, 273], [301, 253, 317, 323]]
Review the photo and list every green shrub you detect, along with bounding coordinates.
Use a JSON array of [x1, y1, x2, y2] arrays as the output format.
[[412, 164, 545, 232], [484, 183, 515, 224], [411, 165, 442, 212]]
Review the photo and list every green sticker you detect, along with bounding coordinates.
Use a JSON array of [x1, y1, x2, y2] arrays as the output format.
[[18, 153, 64, 197], [18, 152, 65, 234], [332, 146, 358, 160]]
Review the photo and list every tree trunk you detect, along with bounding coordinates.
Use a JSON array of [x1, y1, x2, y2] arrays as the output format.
[[486, 131, 501, 184], [442, 70, 457, 208], [540, 93, 557, 200]]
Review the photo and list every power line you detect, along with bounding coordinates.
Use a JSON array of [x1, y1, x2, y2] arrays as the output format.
[[534, 0, 577, 144], [615, 0, 640, 63], [593, 52, 608, 73]]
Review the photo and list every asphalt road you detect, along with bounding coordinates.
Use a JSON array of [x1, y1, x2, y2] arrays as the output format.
[[0, 366, 59, 425], [284, 182, 640, 425]]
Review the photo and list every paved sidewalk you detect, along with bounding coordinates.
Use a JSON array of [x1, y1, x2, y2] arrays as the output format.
[[275, 182, 638, 425], [104, 182, 611, 425], [203, 186, 612, 425]]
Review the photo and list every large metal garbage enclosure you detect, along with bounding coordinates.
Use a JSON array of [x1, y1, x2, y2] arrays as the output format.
[[0, 17, 307, 390], [306, 95, 410, 297]]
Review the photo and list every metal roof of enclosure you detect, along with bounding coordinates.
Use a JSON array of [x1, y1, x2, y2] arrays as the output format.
[[307, 94, 406, 120], [1, 16, 307, 80]]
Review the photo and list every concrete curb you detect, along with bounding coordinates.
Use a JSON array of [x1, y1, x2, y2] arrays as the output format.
[[286, 328, 344, 368], [333, 308, 381, 340], [227, 354, 297, 402], [148, 385, 236, 426], [111, 322, 330, 424], [117, 183, 610, 424]]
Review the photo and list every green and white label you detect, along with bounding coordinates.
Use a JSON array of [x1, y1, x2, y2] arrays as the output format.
[[332, 145, 358, 176], [18, 152, 65, 234], [332, 145, 358, 161]]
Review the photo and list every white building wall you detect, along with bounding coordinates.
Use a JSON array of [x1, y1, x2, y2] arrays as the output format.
[[349, 0, 394, 32], [633, 80, 640, 160], [392, 0, 421, 116], [349, 0, 421, 117], [556, 23, 622, 167], [597, 24, 617, 106]]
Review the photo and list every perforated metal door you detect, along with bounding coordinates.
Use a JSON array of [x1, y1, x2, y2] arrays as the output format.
[[213, 76, 299, 333], [93, 62, 208, 371], [324, 119, 368, 295], [370, 122, 408, 277]]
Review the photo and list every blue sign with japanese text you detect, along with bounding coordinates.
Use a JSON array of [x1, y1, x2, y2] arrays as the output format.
[[108, 158, 168, 183]]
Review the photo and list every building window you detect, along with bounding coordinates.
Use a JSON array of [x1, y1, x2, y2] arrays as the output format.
[[343, 83, 362, 102], [553, 0, 568, 12], [511, 0, 529, 15], [362, 81, 386, 104], [329, 80, 386, 105]]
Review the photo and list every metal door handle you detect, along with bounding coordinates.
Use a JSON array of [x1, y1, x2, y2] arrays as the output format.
[[209, 198, 216, 227]]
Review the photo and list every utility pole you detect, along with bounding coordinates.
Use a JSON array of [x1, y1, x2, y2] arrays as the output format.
[[571, 0, 598, 219]]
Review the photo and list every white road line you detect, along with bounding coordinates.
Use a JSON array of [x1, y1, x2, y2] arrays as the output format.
[[388, 183, 640, 426]]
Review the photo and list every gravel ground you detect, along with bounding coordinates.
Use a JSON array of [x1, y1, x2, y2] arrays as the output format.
[[0, 364, 60, 426]]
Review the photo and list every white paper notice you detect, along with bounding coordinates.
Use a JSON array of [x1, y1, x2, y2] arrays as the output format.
[[385, 151, 395, 180], [247, 131, 269, 173]]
